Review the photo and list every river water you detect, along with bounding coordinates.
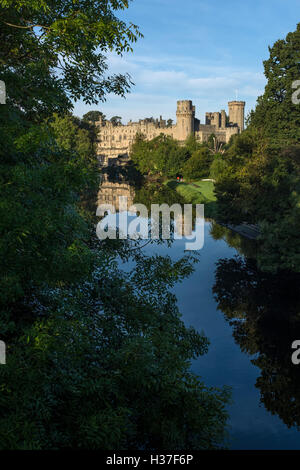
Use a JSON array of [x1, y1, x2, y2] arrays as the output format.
[[98, 175, 300, 449]]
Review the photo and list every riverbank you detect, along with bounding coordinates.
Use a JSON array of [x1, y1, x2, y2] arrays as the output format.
[[166, 178, 260, 240]]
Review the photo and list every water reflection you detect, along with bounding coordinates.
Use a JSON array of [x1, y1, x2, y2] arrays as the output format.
[[210, 221, 257, 259], [213, 256, 300, 430], [98, 170, 201, 241], [97, 172, 135, 211]]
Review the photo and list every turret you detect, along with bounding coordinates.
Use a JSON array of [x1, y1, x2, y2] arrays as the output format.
[[228, 101, 245, 132], [213, 112, 220, 130], [176, 100, 195, 140], [221, 110, 226, 129]]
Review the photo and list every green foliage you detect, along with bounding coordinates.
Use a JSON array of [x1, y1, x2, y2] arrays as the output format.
[[0, 249, 230, 450], [0, 0, 231, 449], [184, 135, 203, 154], [83, 110, 106, 123], [215, 132, 300, 271], [130, 133, 212, 180], [213, 24, 300, 271], [182, 148, 212, 180], [206, 134, 216, 149], [0, 121, 98, 331], [247, 23, 300, 146], [49, 113, 96, 159], [0, 0, 143, 117], [135, 181, 186, 208], [209, 155, 228, 180], [129, 133, 151, 174], [214, 129, 265, 223], [104, 160, 144, 188], [131, 134, 189, 178], [216, 125, 300, 271], [131, 133, 215, 180], [110, 115, 122, 126]]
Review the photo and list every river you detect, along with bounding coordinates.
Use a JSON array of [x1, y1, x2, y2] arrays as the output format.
[[98, 174, 300, 449]]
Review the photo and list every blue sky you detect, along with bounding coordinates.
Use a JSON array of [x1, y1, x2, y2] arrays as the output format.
[[73, 0, 299, 124]]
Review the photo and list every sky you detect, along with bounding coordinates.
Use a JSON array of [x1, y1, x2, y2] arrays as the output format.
[[72, 0, 299, 124]]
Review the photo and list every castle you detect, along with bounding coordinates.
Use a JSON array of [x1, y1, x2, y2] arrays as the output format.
[[96, 99, 245, 165]]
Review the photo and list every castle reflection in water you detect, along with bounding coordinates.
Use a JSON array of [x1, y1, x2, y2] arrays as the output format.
[[97, 173, 135, 212], [97, 173, 194, 239]]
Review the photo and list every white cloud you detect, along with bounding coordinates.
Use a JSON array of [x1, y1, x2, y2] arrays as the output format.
[[73, 51, 266, 123]]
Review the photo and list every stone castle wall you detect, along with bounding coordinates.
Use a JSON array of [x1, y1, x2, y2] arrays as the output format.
[[96, 99, 245, 165]]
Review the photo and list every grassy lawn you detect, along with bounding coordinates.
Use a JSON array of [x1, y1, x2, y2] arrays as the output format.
[[166, 179, 217, 218]]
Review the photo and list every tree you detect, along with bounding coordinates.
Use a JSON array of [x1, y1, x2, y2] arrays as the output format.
[[0, 0, 231, 449], [167, 118, 173, 127], [0, 246, 230, 450], [130, 133, 153, 174], [131, 134, 189, 178], [209, 155, 228, 180], [0, 0, 143, 118], [135, 182, 186, 208], [214, 129, 266, 223], [214, 129, 300, 271], [143, 117, 155, 124], [83, 110, 106, 123], [183, 148, 212, 180], [184, 135, 202, 155], [207, 135, 225, 155], [110, 115, 122, 126], [49, 113, 95, 159], [248, 23, 300, 146]]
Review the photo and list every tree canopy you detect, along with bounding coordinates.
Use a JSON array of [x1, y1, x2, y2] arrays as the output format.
[[130, 133, 213, 179], [247, 23, 300, 146], [83, 110, 106, 123], [110, 115, 122, 125], [0, 0, 230, 449], [214, 23, 300, 272], [0, 0, 143, 117]]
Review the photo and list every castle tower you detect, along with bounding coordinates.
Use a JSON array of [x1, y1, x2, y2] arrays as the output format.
[[221, 110, 226, 129], [228, 101, 245, 132], [176, 100, 195, 140], [213, 112, 220, 130]]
